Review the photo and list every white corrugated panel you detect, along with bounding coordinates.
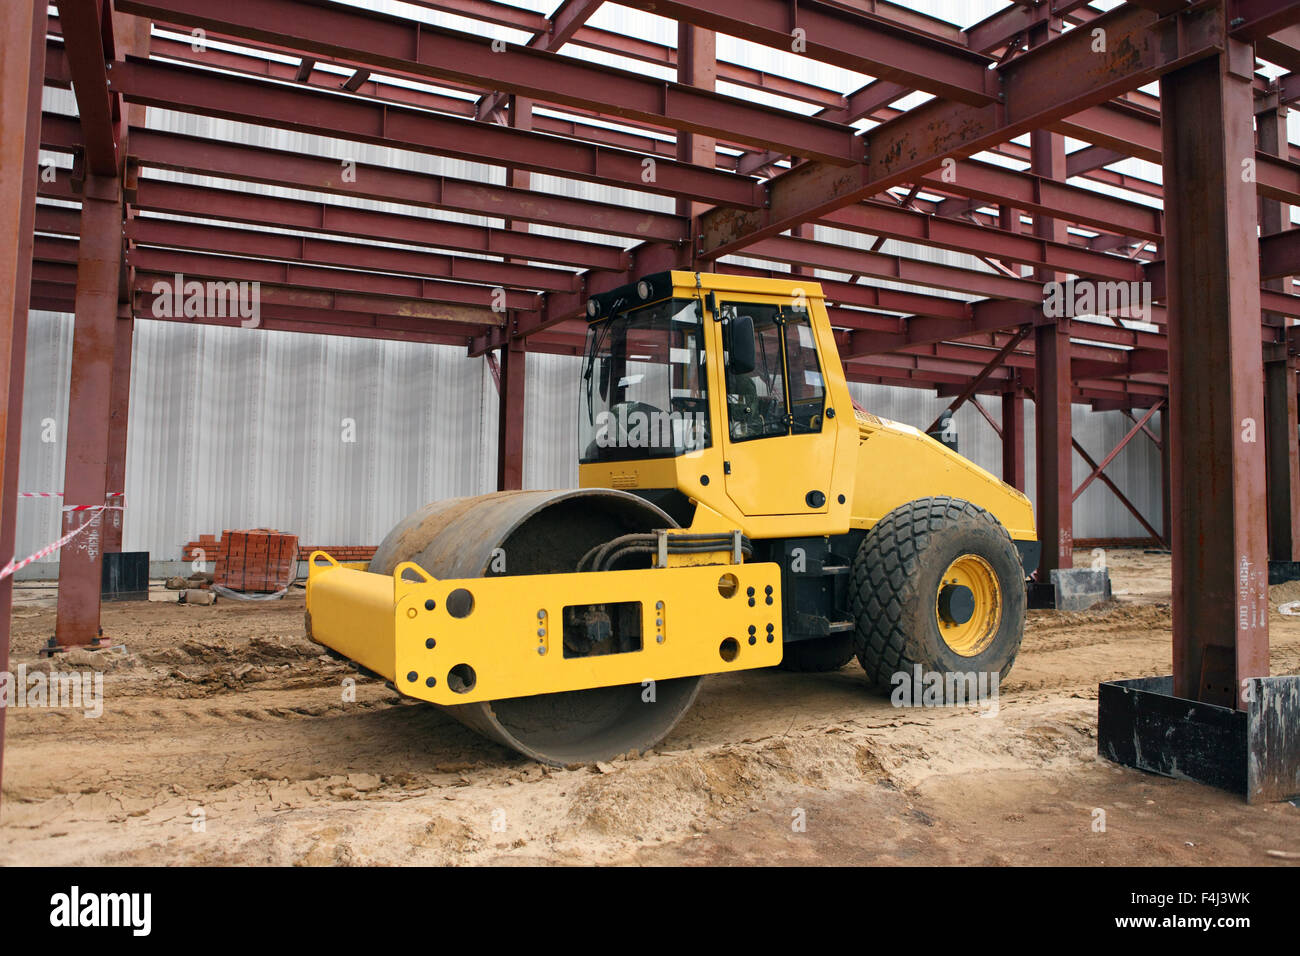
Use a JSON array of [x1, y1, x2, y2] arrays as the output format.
[[14, 312, 75, 566], [17, 314, 497, 564]]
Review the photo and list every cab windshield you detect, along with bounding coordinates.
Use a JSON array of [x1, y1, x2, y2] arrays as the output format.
[[579, 298, 711, 464]]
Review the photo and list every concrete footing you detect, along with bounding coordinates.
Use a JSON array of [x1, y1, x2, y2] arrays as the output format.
[[1028, 567, 1112, 610]]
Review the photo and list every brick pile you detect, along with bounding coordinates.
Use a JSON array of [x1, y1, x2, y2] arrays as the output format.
[[297, 545, 377, 563], [215, 529, 299, 593], [181, 534, 221, 562], [180, 536, 377, 574]]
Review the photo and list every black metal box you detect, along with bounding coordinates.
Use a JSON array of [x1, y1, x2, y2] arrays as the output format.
[[101, 551, 149, 602]]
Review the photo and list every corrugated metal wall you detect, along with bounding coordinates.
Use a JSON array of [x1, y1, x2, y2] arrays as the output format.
[[16, 0, 1166, 569], [18, 311, 498, 562]]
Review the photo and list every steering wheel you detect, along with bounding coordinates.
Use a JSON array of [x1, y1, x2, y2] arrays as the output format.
[[670, 395, 709, 415], [728, 375, 774, 438]]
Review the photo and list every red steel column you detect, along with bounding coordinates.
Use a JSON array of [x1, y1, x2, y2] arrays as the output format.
[[504, 94, 532, 230], [1034, 320, 1073, 574], [999, 199, 1026, 493], [102, 15, 150, 555], [1, 0, 45, 805], [790, 223, 814, 276], [999, 204, 1022, 235], [1001, 386, 1025, 490], [494, 94, 531, 492], [54, 176, 124, 647], [675, 23, 717, 223], [495, 335, 526, 491], [1258, 102, 1300, 562], [1257, 102, 1289, 242], [1029, 20, 1073, 578], [101, 304, 133, 553], [1160, 41, 1269, 708], [1160, 407, 1172, 546], [1029, 19, 1073, 578]]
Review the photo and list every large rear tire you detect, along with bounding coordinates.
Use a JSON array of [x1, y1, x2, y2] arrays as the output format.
[[850, 497, 1025, 699]]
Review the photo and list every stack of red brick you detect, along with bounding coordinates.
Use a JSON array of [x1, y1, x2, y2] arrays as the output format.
[[181, 534, 221, 563], [297, 545, 377, 563], [215, 529, 300, 593], [180, 535, 377, 578]]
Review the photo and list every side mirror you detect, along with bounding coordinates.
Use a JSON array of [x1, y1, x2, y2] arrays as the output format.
[[726, 314, 756, 376]]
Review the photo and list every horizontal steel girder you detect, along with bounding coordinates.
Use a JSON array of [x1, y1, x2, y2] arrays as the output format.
[[103, 57, 762, 209], [114, 0, 861, 164]]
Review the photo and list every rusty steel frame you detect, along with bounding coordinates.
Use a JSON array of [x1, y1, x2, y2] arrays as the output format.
[[1161, 38, 1271, 708], [924, 325, 1031, 435], [0, 0, 47, 809], [1072, 400, 1165, 503], [0, 0, 1297, 788], [1001, 386, 1026, 491], [1072, 436, 1167, 547], [53, 176, 123, 650]]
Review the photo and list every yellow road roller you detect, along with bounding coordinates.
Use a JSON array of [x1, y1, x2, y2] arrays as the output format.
[[305, 271, 1038, 765]]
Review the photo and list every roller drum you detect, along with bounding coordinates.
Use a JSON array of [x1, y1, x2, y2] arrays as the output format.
[[370, 488, 702, 766]]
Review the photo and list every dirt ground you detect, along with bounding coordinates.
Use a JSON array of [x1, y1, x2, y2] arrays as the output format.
[[1, 548, 1298, 866]]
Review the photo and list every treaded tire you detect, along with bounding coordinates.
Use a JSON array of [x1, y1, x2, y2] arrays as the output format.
[[850, 496, 1025, 698], [777, 633, 856, 672]]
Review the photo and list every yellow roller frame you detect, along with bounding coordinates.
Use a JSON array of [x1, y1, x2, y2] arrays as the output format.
[[305, 552, 784, 706]]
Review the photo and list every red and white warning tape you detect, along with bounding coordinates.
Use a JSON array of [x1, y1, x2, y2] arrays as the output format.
[[0, 504, 125, 582], [18, 491, 125, 511], [18, 491, 124, 498]]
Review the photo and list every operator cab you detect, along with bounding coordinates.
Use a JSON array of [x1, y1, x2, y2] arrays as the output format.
[[578, 271, 858, 539], [579, 273, 829, 469]]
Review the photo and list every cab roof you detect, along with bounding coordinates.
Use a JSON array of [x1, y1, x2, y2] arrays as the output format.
[[585, 270, 826, 322]]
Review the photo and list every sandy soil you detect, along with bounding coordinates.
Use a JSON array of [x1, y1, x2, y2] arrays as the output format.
[[1, 548, 1298, 866]]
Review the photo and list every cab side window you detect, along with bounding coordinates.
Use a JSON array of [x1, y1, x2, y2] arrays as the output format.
[[783, 309, 825, 433], [722, 303, 825, 441], [723, 304, 788, 442]]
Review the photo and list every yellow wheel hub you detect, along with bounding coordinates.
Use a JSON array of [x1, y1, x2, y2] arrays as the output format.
[[934, 554, 1002, 657]]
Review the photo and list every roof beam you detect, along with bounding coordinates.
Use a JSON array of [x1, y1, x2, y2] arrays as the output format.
[[103, 56, 760, 208], [1066, 145, 1128, 178], [698, 2, 1225, 258], [1257, 24, 1300, 70], [37, 203, 581, 292], [120, 178, 629, 271], [475, 0, 605, 120], [1261, 226, 1300, 279], [124, 217, 581, 293], [964, 0, 1098, 53], [1229, 0, 1300, 40], [114, 0, 860, 163], [617, 0, 995, 105], [820, 199, 1146, 282], [126, 245, 537, 312], [47, 119, 687, 243]]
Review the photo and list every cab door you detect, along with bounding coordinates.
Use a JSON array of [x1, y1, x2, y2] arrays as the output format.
[[718, 301, 838, 516]]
